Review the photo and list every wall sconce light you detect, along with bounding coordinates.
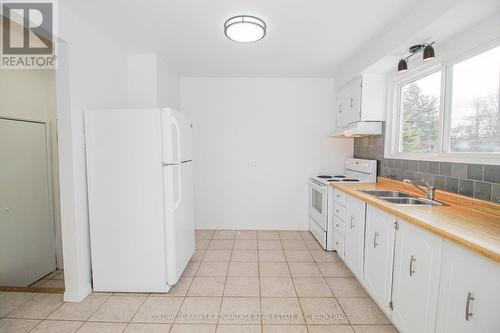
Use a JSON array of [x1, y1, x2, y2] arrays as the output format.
[[398, 42, 436, 73]]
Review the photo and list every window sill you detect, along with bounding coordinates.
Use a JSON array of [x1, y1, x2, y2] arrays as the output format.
[[384, 153, 500, 166]]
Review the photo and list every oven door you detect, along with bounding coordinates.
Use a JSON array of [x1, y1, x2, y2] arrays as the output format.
[[309, 180, 328, 230]]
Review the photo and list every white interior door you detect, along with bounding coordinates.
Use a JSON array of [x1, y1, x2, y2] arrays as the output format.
[[0, 118, 56, 286], [164, 161, 195, 285]]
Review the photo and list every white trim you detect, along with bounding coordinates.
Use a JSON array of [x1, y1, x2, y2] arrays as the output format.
[[64, 282, 92, 302], [385, 38, 500, 165]]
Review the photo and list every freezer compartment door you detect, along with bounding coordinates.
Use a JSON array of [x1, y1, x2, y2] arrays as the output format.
[[161, 108, 193, 164], [163, 161, 195, 285]]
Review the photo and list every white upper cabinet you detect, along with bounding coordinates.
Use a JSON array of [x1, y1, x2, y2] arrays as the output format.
[[436, 241, 500, 333], [363, 204, 396, 315], [391, 219, 443, 333], [344, 195, 366, 280], [335, 74, 387, 127]]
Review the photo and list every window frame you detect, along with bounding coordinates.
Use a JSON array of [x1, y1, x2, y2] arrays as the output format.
[[386, 40, 500, 165]]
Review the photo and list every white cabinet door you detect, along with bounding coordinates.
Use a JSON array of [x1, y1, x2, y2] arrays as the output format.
[[391, 219, 443, 333], [344, 195, 366, 280], [436, 241, 500, 333], [363, 205, 396, 314], [335, 93, 348, 127], [344, 77, 362, 125]]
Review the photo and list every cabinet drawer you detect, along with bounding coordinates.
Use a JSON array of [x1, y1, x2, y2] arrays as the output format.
[[309, 218, 326, 250], [334, 190, 346, 206], [333, 232, 345, 259], [334, 204, 346, 221], [333, 215, 346, 237]]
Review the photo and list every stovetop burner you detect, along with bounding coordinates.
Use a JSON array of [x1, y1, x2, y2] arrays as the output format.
[[333, 175, 346, 178], [317, 175, 333, 179], [342, 179, 360, 182], [328, 179, 340, 182]]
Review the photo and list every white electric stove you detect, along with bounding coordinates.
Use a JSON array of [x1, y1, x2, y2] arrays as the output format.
[[309, 158, 377, 250]]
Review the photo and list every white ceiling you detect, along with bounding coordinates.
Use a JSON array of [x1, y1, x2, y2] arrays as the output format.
[[62, 0, 425, 77]]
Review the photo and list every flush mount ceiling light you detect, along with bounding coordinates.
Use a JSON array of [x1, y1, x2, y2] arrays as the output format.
[[398, 42, 436, 73], [224, 15, 266, 43]]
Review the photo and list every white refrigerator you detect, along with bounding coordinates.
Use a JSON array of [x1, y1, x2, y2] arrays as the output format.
[[84, 108, 195, 292]]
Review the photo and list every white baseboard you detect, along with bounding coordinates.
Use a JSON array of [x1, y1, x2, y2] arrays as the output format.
[[63, 282, 92, 302]]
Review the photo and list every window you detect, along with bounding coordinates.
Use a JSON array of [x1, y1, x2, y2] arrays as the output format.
[[389, 44, 500, 163], [399, 71, 441, 153], [449, 46, 500, 153]]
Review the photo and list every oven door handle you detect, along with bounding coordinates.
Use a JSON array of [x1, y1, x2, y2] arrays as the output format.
[[310, 179, 328, 191]]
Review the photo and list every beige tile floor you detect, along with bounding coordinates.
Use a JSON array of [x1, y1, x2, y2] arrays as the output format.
[[0, 230, 399, 332], [29, 269, 65, 289]]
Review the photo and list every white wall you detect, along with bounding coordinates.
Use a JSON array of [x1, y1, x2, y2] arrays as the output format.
[[157, 57, 180, 109], [127, 54, 158, 108], [0, 70, 53, 121], [333, 0, 463, 87], [127, 53, 180, 109], [180, 78, 352, 230], [57, 4, 129, 302]]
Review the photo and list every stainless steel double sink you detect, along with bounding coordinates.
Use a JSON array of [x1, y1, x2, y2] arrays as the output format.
[[358, 190, 447, 206]]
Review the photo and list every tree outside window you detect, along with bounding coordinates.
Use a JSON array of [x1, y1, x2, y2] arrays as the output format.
[[398, 71, 441, 153], [449, 46, 500, 153]]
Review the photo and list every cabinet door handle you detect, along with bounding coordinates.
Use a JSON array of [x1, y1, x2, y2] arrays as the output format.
[[350, 97, 354, 108], [465, 292, 475, 321], [350, 216, 354, 229], [336, 209, 340, 213], [335, 224, 340, 228], [373, 232, 379, 248], [409, 255, 416, 277], [339, 105, 343, 113]]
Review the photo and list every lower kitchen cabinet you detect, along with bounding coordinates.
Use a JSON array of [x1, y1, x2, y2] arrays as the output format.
[[436, 241, 500, 333], [338, 197, 500, 333], [391, 219, 443, 333], [344, 195, 366, 280], [363, 204, 396, 315]]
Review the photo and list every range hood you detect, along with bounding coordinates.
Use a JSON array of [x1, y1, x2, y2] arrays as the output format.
[[331, 121, 382, 138]]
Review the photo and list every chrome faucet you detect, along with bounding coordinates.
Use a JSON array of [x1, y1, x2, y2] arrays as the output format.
[[403, 179, 436, 200]]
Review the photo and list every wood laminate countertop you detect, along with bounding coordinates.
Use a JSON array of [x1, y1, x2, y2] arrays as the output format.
[[330, 179, 500, 263]]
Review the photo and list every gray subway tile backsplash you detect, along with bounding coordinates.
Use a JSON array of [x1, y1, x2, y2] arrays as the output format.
[[434, 175, 446, 191], [458, 179, 474, 197], [353, 128, 500, 204], [451, 163, 467, 178], [418, 161, 429, 173], [467, 164, 483, 181], [445, 177, 459, 194], [484, 165, 500, 183], [491, 184, 500, 204], [410, 160, 419, 171], [429, 161, 440, 174], [474, 182, 491, 201], [439, 162, 452, 176]]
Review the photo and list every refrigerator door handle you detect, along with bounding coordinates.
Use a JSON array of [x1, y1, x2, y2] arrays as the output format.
[[172, 117, 182, 164], [173, 165, 182, 210]]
